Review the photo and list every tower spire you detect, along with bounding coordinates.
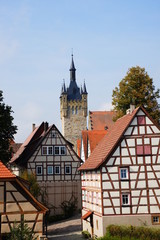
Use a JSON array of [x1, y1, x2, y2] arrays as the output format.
[[70, 54, 76, 81]]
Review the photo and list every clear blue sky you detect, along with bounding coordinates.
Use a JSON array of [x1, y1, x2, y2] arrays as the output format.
[[1, 0, 160, 142]]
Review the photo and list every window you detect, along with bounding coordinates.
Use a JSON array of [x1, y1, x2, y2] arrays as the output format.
[[121, 193, 130, 205], [96, 192, 99, 205], [47, 166, 53, 175], [61, 146, 66, 155], [137, 145, 151, 155], [65, 165, 71, 174], [72, 106, 74, 114], [54, 166, 60, 174], [75, 106, 78, 114], [52, 131, 56, 138], [84, 191, 86, 201], [153, 216, 159, 223], [54, 146, 66, 155], [120, 168, 128, 180], [42, 146, 53, 155], [36, 166, 42, 175], [138, 116, 145, 125]]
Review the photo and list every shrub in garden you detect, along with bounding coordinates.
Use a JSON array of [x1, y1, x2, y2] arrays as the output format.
[[107, 224, 160, 240], [82, 230, 91, 239]]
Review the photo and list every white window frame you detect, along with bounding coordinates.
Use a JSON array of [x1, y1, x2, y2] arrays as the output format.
[[47, 166, 53, 175], [54, 146, 66, 155], [36, 166, 42, 175], [120, 168, 128, 180], [54, 166, 60, 174], [153, 216, 159, 223], [42, 146, 53, 155], [121, 193, 130, 206], [65, 165, 71, 174]]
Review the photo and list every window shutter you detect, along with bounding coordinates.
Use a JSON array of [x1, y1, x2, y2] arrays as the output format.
[[137, 145, 143, 155]]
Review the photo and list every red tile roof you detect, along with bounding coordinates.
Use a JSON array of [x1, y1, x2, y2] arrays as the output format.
[[0, 161, 16, 178], [81, 130, 107, 161], [79, 107, 140, 171], [77, 139, 81, 157], [82, 211, 93, 220], [89, 111, 115, 130]]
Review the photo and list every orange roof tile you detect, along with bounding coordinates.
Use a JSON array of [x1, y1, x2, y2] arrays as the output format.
[[89, 111, 115, 130], [0, 161, 16, 178], [77, 139, 81, 157], [79, 107, 140, 170], [81, 130, 107, 161]]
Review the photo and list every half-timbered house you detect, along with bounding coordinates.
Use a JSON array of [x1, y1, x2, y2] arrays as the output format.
[[79, 106, 160, 237], [0, 161, 48, 239], [10, 122, 82, 215]]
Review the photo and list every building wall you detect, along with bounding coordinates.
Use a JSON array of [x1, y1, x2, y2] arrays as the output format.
[[81, 108, 160, 237], [101, 110, 160, 218], [0, 180, 44, 237], [27, 125, 82, 215], [60, 96, 87, 148]]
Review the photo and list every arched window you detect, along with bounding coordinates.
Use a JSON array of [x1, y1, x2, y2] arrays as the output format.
[[72, 106, 74, 114], [68, 106, 70, 115], [75, 106, 78, 115]]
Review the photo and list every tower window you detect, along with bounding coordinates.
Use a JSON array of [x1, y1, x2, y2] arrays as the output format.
[[72, 106, 74, 114], [75, 106, 78, 115]]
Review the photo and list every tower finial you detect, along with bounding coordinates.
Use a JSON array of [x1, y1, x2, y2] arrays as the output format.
[[70, 53, 76, 81]]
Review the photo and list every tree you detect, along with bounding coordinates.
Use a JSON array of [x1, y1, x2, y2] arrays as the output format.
[[20, 170, 41, 199], [112, 66, 160, 123], [0, 90, 17, 164], [9, 217, 38, 240]]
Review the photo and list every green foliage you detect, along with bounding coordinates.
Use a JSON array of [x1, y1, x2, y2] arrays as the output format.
[[9, 218, 37, 240], [20, 170, 41, 199], [0, 90, 17, 164], [112, 66, 160, 123], [102, 224, 160, 240], [82, 230, 91, 239], [60, 194, 78, 218]]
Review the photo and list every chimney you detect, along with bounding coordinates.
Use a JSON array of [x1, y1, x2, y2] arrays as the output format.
[[130, 104, 135, 113], [44, 122, 49, 132], [32, 123, 36, 132], [126, 104, 135, 115]]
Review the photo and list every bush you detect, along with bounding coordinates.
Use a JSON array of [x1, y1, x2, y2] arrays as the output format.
[[82, 230, 91, 239], [106, 224, 160, 240], [9, 218, 37, 240], [60, 195, 77, 218]]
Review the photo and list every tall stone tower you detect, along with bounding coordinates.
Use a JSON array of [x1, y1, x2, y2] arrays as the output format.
[[60, 55, 88, 148]]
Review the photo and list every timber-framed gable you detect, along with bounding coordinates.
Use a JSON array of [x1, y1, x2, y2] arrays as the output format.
[[79, 106, 160, 237], [10, 123, 82, 215]]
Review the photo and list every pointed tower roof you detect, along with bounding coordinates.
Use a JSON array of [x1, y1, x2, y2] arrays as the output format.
[[83, 81, 87, 94], [69, 54, 76, 82]]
